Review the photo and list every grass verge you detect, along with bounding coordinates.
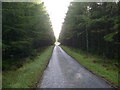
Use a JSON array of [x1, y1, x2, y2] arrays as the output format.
[[3, 46, 54, 88], [61, 45, 119, 88]]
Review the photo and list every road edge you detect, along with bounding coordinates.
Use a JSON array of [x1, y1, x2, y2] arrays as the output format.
[[60, 45, 118, 88], [36, 46, 55, 88]]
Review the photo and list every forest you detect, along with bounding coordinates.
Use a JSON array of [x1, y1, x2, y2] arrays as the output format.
[[59, 2, 120, 60], [2, 2, 55, 70], [2, 2, 119, 88]]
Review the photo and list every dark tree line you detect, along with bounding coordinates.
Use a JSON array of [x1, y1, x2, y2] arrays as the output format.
[[2, 2, 55, 59], [59, 2, 120, 59]]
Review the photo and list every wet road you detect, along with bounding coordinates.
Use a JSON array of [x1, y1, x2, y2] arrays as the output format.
[[37, 45, 112, 88]]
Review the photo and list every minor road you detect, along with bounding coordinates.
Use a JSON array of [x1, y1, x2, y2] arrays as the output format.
[[37, 45, 112, 88]]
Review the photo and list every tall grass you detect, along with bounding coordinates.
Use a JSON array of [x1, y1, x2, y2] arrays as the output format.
[[61, 46, 119, 88], [3, 46, 54, 88]]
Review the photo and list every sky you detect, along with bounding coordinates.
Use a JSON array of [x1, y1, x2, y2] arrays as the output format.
[[42, 0, 73, 39]]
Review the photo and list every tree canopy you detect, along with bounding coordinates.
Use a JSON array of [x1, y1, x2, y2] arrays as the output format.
[[59, 2, 120, 59], [2, 2, 55, 59]]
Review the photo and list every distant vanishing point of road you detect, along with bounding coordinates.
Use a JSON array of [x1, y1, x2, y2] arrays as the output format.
[[37, 45, 112, 88]]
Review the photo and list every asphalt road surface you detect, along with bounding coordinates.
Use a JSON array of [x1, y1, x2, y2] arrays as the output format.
[[37, 45, 112, 88]]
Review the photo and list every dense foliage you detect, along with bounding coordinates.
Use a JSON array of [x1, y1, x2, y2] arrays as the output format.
[[2, 2, 55, 59], [59, 2, 120, 59]]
